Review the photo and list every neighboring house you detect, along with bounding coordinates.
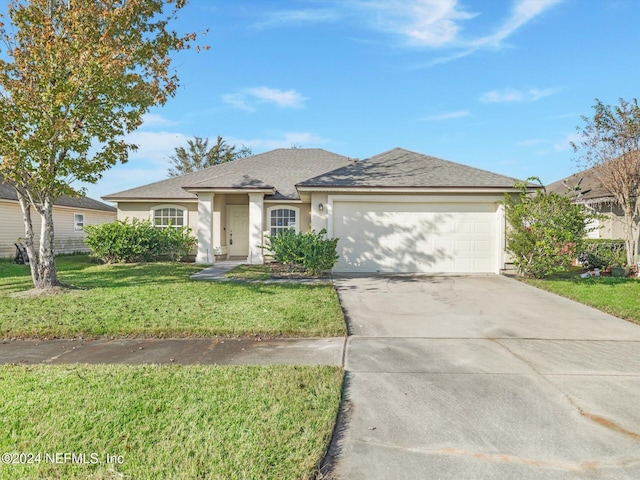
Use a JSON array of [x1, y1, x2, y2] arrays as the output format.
[[103, 147, 526, 274], [0, 180, 116, 258], [546, 167, 630, 240]]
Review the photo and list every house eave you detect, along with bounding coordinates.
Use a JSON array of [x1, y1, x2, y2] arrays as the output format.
[[101, 196, 198, 203], [1, 197, 116, 213], [295, 186, 532, 194], [182, 187, 276, 195], [577, 197, 618, 207]]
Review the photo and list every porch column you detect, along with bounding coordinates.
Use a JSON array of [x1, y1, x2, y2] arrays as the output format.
[[196, 192, 214, 264], [248, 193, 264, 264]]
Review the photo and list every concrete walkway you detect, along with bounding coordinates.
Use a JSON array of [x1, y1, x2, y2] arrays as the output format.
[[327, 274, 640, 480], [189, 260, 245, 280], [0, 337, 345, 366]]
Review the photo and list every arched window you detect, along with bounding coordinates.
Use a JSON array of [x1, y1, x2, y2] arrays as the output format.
[[267, 206, 299, 236], [151, 205, 186, 228]]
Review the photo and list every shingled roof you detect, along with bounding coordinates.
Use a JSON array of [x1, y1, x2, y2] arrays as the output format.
[[297, 148, 523, 189], [103, 148, 352, 201], [546, 166, 616, 205], [0, 179, 116, 212]]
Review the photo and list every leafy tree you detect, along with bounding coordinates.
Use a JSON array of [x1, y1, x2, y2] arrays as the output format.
[[167, 136, 252, 177], [0, 0, 200, 289], [571, 98, 640, 268], [504, 178, 598, 278]]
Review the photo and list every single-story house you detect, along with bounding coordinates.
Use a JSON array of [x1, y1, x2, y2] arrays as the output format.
[[103, 147, 526, 274], [546, 166, 632, 240], [0, 179, 117, 258]]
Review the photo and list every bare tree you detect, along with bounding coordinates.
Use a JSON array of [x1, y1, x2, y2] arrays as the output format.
[[572, 98, 640, 268]]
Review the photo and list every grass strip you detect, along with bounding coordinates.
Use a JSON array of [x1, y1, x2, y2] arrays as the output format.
[[0, 364, 343, 480], [524, 275, 640, 325], [0, 256, 346, 338]]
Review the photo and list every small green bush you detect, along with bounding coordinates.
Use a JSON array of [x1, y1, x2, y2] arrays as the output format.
[[576, 239, 627, 269], [504, 178, 599, 278], [84, 219, 196, 263], [263, 229, 339, 276]]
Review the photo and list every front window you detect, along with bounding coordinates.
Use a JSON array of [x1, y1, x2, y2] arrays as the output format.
[[74, 213, 84, 232], [153, 206, 185, 228], [269, 207, 298, 236]]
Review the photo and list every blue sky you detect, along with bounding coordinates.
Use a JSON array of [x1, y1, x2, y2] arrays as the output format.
[[82, 0, 640, 202]]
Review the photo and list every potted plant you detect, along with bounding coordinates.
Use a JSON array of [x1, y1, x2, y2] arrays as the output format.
[[610, 263, 626, 278]]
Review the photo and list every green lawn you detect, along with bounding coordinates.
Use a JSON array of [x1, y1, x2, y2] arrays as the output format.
[[0, 364, 343, 480], [524, 273, 640, 325], [0, 256, 346, 338]]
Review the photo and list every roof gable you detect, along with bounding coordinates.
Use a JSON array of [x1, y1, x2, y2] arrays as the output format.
[[298, 147, 521, 189], [104, 148, 352, 201], [546, 165, 615, 204], [0, 178, 116, 212]]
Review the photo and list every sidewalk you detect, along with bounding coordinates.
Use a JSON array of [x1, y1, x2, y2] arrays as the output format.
[[0, 337, 345, 366]]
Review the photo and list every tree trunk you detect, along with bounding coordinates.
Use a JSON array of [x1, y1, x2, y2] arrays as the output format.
[[16, 190, 40, 287], [35, 197, 60, 288], [622, 204, 638, 267], [16, 189, 60, 289]]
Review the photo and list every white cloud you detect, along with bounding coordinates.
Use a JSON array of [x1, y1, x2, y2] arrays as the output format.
[[528, 88, 559, 101], [245, 87, 307, 108], [423, 110, 470, 121], [223, 87, 307, 111], [254, 9, 341, 28], [481, 89, 524, 103], [237, 132, 330, 151], [125, 130, 188, 166], [140, 113, 177, 128], [480, 87, 559, 103], [221, 93, 254, 112], [84, 165, 169, 201], [356, 0, 476, 47], [472, 0, 564, 49], [554, 133, 581, 152], [369, 0, 565, 65]]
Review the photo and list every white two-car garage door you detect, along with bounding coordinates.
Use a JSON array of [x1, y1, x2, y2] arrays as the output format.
[[332, 200, 500, 274]]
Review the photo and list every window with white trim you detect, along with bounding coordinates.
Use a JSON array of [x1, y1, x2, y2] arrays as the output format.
[[152, 206, 186, 228], [268, 206, 298, 236], [74, 213, 84, 232]]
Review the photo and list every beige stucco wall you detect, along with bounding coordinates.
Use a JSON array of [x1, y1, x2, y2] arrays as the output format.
[[594, 205, 628, 240], [0, 200, 116, 258]]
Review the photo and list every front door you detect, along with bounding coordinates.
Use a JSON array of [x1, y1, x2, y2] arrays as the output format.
[[227, 205, 249, 257]]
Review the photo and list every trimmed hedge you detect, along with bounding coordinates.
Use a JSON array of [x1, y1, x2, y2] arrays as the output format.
[[263, 229, 339, 276], [84, 219, 197, 263], [576, 239, 627, 269]]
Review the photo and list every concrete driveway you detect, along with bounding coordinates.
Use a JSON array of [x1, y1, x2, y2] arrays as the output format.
[[328, 274, 640, 480]]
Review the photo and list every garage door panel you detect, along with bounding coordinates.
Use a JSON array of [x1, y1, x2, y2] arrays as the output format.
[[454, 240, 473, 253], [456, 222, 474, 234], [333, 201, 497, 273]]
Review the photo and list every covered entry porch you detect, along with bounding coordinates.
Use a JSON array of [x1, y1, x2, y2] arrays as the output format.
[[190, 189, 309, 265]]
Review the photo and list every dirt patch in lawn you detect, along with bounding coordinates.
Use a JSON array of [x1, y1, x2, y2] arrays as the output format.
[[9, 285, 83, 299], [268, 263, 331, 279]]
